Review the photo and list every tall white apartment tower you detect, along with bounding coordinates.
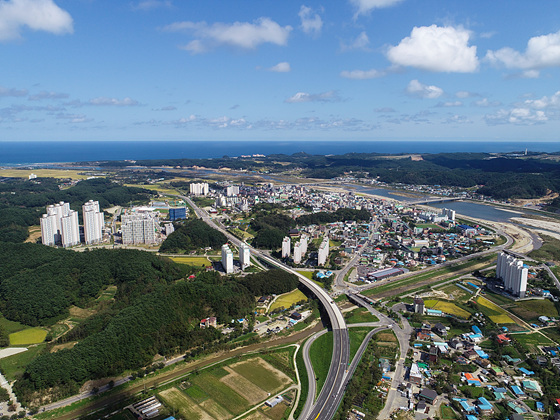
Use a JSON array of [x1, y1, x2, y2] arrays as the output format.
[[317, 237, 330, 266], [121, 213, 156, 244], [41, 201, 79, 246], [222, 244, 234, 274], [496, 252, 528, 298], [239, 243, 251, 269], [293, 241, 303, 264], [190, 182, 209, 196], [83, 200, 104, 245], [281, 237, 291, 258]]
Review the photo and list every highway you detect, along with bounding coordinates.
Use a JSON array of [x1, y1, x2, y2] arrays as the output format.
[[183, 196, 349, 420]]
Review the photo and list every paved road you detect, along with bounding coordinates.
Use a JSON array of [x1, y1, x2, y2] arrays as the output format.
[[184, 196, 350, 420], [300, 329, 328, 420]]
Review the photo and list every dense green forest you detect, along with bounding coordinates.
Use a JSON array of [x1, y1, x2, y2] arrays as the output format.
[[159, 219, 227, 253], [0, 243, 187, 325], [296, 208, 371, 226], [249, 212, 296, 249], [0, 177, 154, 243], [1, 243, 302, 404], [98, 152, 560, 201]]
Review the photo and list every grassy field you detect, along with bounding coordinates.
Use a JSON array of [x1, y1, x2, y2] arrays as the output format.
[[475, 297, 515, 324], [309, 331, 333, 400], [296, 270, 313, 280], [124, 183, 179, 195], [437, 284, 473, 303], [374, 330, 399, 358], [0, 344, 46, 380], [269, 289, 307, 313], [510, 299, 559, 322], [344, 308, 379, 324], [529, 234, 560, 262], [348, 328, 373, 361], [96, 285, 117, 302], [9, 327, 47, 346], [513, 332, 554, 353], [169, 256, 212, 267], [440, 405, 460, 419], [0, 168, 89, 180], [423, 299, 471, 319]]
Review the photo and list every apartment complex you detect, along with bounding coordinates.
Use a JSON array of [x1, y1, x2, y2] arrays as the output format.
[[281, 236, 291, 258], [293, 234, 308, 264], [83, 200, 104, 245], [40, 201, 80, 247], [190, 182, 209, 196], [496, 252, 528, 298], [239, 243, 251, 269], [317, 237, 330, 266], [121, 213, 157, 244], [221, 244, 234, 274]]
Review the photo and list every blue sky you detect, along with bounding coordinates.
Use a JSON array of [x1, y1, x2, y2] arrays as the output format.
[[1, 0, 560, 142]]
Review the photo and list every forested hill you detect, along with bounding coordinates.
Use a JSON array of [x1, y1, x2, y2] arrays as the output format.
[[0, 243, 188, 325], [0, 177, 154, 243], [159, 219, 227, 253], [2, 244, 300, 404]]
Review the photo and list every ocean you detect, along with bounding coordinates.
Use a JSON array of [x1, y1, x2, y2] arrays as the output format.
[[1, 140, 559, 165]]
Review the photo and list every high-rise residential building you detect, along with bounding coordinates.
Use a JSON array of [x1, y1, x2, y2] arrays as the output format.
[[60, 210, 80, 247], [190, 182, 209, 196], [496, 252, 528, 298], [293, 241, 303, 264], [441, 208, 456, 221], [169, 207, 187, 221], [226, 185, 240, 196], [121, 213, 157, 244], [221, 244, 234, 274], [282, 237, 291, 258], [41, 201, 79, 247], [239, 243, 251, 269], [83, 200, 104, 245], [317, 237, 329, 266]]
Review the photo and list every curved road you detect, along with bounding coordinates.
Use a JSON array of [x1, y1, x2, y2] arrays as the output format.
[[184, 196, 349, 420]]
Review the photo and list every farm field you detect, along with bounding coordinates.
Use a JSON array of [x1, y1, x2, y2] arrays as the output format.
[[437, 284, 473, 303], [509, 299, 559, 322], [374, 330, 399, 358], [513, 332, 554, 354], [0, 168, 89, 180], [168, 256, 212, 267], [269, 289, 307, 313], [0, 344, 46, 381], [9, 327, 47, 346], [160, 356, 293, 419], [423, 299, 471, 319], [124, 183, 179, 195], [475, 297, 515, 324]]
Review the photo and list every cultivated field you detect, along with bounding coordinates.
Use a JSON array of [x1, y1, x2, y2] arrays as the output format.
[[0, 169, 89, 180], [423, 299, 471, 319], [169, 256, 212, 267], [510, 299, 559, 322], [9, 328, 47, 346], [437, 284, 472, 303], [476, 297, 515, 324], [269, 289, 307, 313], [159, 357, 292, 419]]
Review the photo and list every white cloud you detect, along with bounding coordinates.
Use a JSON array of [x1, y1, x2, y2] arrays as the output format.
[[485, 108, 548, 125], [523, 91, 560, 110], [56, 112, 92, 123], [154, 105, 177, 111], [0, 0, 73, 41], [350, 0, 404, 17], [89, 97, 139, 106], [0, 86, 27, 97], [132, 0, 172, 11], [340, 31, 370, 51], [436, 101, 462, 107], [340, 68, 385, 79], [444, 114, 472, 124], [165, 18, 292, 53], [406, 79, 443, 99], [298, 5, 322, 36], [285, 91, 339, 103], [486, 29, 560, 71], [28, 90, 68, 101], [474, 98, 501, 107], [387, 25, 479, 72], [267, 62, 291, 72]]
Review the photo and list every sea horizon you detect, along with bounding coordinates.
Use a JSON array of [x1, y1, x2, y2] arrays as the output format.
[[1, 140, 559, 166]]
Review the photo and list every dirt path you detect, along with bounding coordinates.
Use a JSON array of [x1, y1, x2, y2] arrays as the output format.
[[50, 323, 324, 420]]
